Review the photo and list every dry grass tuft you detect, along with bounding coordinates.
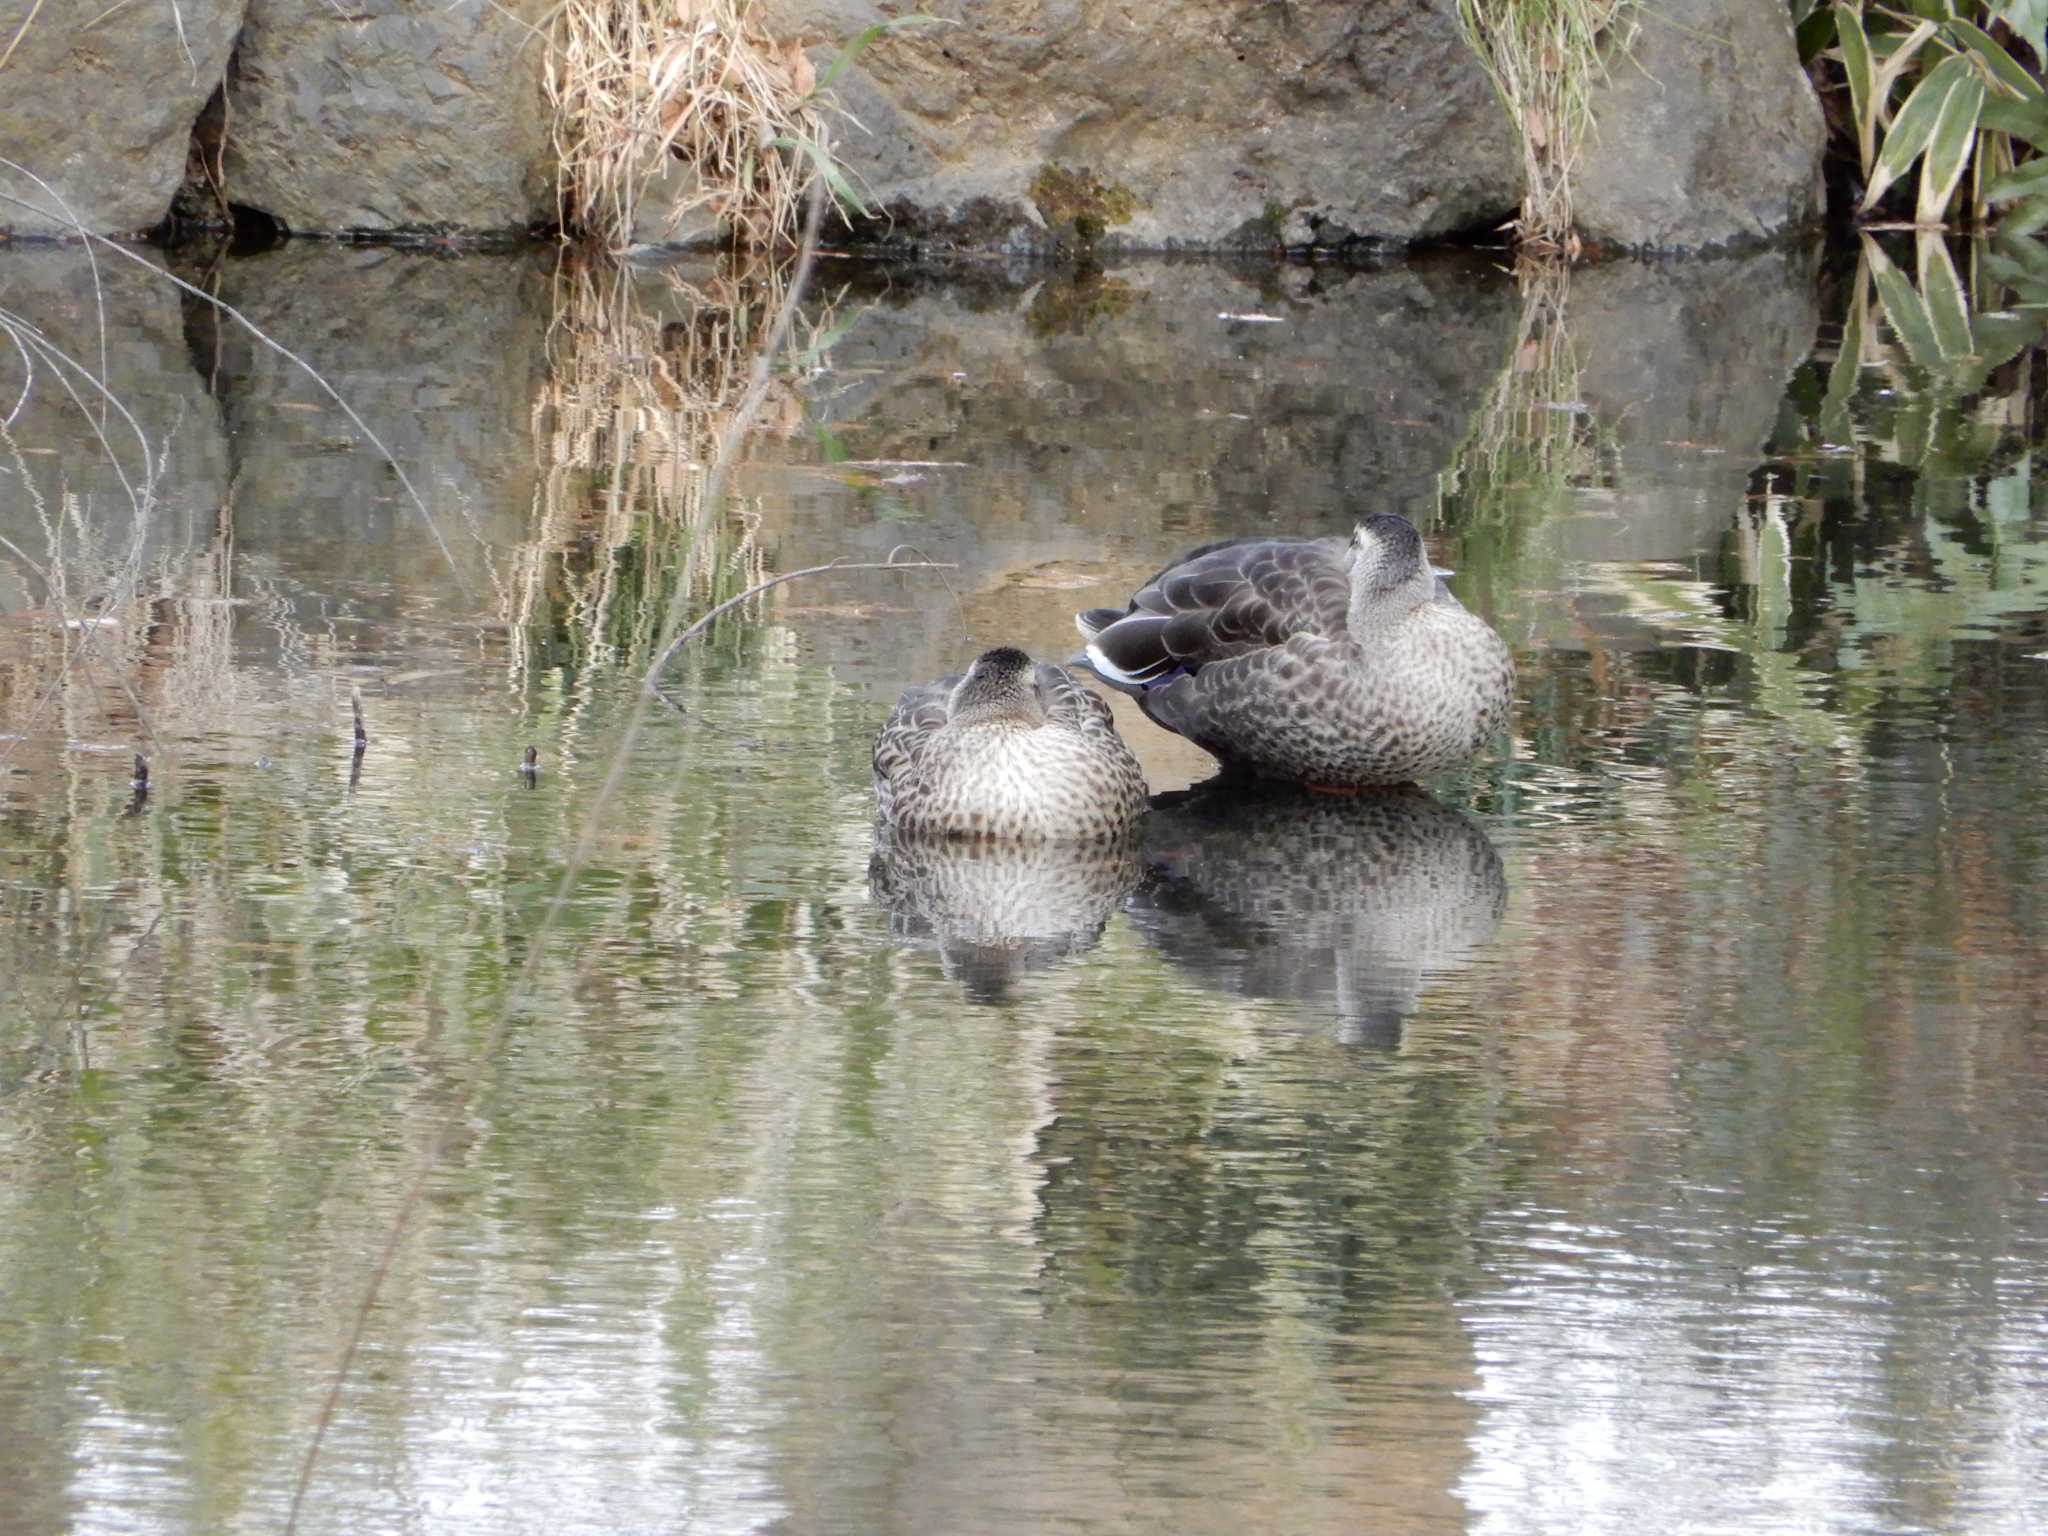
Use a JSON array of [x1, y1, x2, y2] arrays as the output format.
[[546, 0, 839, 252], [1455, 0, 1637, 257]]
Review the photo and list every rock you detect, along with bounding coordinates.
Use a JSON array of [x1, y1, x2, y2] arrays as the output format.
[[203, 246, 551, 596], [769, 0, 1522, 252], [219, 0, 557, 236], [0, 0, 243, 237], [1575, 0, 1825, 252], [0, 246, 232, 615], [631, 159, 726, 251]]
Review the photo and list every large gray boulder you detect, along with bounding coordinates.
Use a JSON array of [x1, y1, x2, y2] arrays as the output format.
[[1575, 0, 1825, 252], [0, 0, 243, 237], [769, 0, 1523, 251], [220, 0, 557, 235]]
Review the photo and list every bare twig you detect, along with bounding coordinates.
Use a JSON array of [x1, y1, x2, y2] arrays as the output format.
[[0, 0, 46, 73], [650, 555, 952, 675], [0, 171, 465, 594]]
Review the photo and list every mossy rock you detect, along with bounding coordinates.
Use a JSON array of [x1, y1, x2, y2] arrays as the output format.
[[1030, 165, 1141, 249]]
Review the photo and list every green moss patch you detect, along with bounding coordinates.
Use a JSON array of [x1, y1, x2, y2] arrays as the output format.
[[1030, 164, 1140, 248]]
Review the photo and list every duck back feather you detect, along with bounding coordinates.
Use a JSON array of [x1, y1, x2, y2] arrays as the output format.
[[1074, 518, 1514, 786]]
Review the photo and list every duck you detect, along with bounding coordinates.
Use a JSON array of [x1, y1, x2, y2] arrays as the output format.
[[1075, 514, 1514, 787], [873, 647, 1149, 841]]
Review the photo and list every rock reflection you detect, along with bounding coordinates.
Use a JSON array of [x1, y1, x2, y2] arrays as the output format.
[[1129, 781, 1506, 1043], [868, 831, 1142, 1003]]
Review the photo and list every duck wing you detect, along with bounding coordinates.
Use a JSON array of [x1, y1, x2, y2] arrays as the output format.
[[1036, 661, 1121, 739], [873, 674, 960, 787], [1076, 536, 1349, 689]]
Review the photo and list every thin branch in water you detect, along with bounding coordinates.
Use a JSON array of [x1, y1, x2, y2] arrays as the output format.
[[650, 556, 954, 678], [0, 170, 467, 596], [0, 0, 48, 77]]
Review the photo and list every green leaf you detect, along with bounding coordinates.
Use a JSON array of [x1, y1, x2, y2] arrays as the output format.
[[786, 306, 868, 373], [1984, 156, 2048, 202], [1868, 18, 1940, 122], [2000, 195, 2048, 236], [1990, 0, 2048, 68], [1796, 7, 1836, 66], [1864, 236, 1945, 367], [1835, 4, 1877, 175], [1863, 52, 1973, 212], [1917, 69, 1985, 224], [1946, 19, 2044, 101], [812, 423, 851, 464], [1916, 233, 1976, 359], [1820, 260, 1869, 444], [770, 134, 873, 220], [1982, 226, 2048, 286], [1970, 307, 2048, 371], [1981, 95, 2048, 150], [806, 16, 955, 103]]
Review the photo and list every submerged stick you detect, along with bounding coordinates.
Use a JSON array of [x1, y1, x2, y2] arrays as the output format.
[[124, 753, 149, 817]]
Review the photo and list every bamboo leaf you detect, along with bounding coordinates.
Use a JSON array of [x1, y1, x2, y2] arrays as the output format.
[[771, 135, 873, 219], [1864, 235, 1945, 368], [806, 16, 954, 103], [1916, 232, 1976, 360], [1984, 156, 2048, 202], [1869, 19, 1940, 127], [1981, 95, 2048, 150], [1918, 70, 1985, 224], [1820, 257, 1870, 443], [2000, 195, 2048, 236], [786, 306, 868, 372], [1970, 308, 2048, 372], [1947, 19, 2044, 101], [1990, 0, 2048, 68], [1835, 3, 1877, 176], [1983, 233, 2048, 285], [1863, 53, 1972, 212], [1796, 7, 1836, 66]]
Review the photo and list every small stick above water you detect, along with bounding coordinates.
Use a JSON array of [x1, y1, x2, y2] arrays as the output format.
[[519, 745, 538, 782], [350, 687, 367, 757]]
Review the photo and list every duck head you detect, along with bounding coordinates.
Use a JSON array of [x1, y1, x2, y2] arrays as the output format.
[[949, 647, 1050, 727], [1346, 514, 1437, 632]]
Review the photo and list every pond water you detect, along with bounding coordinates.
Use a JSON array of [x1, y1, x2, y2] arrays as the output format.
[[2, 234, 2046, 1535]]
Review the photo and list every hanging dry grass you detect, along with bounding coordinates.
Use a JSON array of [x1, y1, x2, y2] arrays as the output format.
[[547, 0, 837, 251], [1455, 0, 1637, 256]]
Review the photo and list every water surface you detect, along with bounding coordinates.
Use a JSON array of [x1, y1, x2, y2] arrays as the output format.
[[1, 237, 2045, 1534]]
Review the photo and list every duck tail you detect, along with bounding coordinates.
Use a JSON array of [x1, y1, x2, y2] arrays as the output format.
[[1074, 606, 1124, 641]]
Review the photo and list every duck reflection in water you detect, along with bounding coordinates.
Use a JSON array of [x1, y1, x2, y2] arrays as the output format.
[[869, 832, 1143, 1004], [1127, 781, 1506, 1046]]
